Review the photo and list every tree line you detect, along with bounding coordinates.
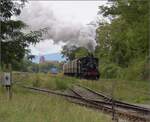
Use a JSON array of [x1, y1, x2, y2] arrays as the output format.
[[95, 0, 149, 80]]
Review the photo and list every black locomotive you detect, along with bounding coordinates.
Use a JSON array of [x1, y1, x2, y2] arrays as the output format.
[[63, 55, 100, 80]]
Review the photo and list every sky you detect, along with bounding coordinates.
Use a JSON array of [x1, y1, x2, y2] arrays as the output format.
[[19, 1, 107, 55]]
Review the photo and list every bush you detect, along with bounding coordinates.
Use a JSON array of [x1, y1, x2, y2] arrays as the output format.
[[55, 78, 69, 90], [100, 57, 149, 80], [123, 57, 149, 80], [32, 74, 41, 87], [54, 76, 76, 90], [100, 63, 123, 79]]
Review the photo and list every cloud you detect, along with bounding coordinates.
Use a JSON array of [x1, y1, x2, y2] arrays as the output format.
[[29, 39, 65, 55]]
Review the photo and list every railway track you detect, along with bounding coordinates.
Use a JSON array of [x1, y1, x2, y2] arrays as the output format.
[[69, 86, 150, 122], [75, 84, 150, 114], [18, 84, 150, 122]]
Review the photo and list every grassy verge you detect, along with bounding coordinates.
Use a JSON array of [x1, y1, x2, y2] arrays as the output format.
[[78, 79, 150, 104], [13, 72, 150, 104], [13, 73, 77, 90], [0, 85, 112, 122]]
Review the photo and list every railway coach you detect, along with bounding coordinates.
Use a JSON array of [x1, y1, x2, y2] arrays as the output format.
[[63, 56, 100, 80]]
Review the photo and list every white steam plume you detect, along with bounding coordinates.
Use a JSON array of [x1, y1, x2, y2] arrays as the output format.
[[18, 1, 98, 52]]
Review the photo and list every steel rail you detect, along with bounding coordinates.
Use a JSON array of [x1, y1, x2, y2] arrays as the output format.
[[76, 84, 150, 114], [18, 85, 150, 122], [68, 88, 150, 122], [69, 100, 149, 122], [71, 87, 150, 114]]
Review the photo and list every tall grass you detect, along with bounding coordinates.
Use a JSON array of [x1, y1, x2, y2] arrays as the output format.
[[79, 79, 150, 104], [1, 72, 149, 122], [12, 72, 150, 104], [0, 85, 112, 122]]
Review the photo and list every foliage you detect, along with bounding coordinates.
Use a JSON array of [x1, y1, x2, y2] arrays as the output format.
[[12, 58, 63, 73], [1, 0, 45, 69], [96, 0, 149, 80], [38, 61, 61, 73], [61, 45, 89, 61], [100, 63, 123, 79], [122, 57, 150, 80], [55, 78, 69, 90], [32, 73, 41, 87], [74, 47, 89, 58]]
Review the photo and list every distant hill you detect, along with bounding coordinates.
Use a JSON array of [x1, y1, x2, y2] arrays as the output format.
[[32, 53, 66, 63]]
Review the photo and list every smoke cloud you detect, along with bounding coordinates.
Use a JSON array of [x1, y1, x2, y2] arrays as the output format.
[[18, 1, 98, 52]]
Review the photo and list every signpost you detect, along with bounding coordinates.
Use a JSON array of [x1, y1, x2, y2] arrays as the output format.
[[2, 64, 13, 100], [3, 72, 11, 86]]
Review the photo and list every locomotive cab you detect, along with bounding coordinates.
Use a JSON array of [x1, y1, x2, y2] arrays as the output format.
[[79, 56, 100, 79]]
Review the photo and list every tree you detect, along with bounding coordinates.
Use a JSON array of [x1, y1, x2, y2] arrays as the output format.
[[74, 47, 89, 59], [96, 0, 149, 79], [61, 45, 89, 61], [1, 0, 45, 69], [61, 45, 77, 61], [96, 0, 149, 67]]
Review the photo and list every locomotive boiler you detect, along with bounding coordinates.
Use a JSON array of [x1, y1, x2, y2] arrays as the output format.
[[63, 56, 100, 80]]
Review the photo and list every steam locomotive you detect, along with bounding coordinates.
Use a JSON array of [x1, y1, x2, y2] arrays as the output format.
[[63, 55, 100, 80]]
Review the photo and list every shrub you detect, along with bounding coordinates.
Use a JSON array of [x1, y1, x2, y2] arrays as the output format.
[[100, 57, 149, 80], [122, 57, 148, 80], [100, 63, 123, 79], [32, 74, 41, 87], [55, 78, 68, 90], [54, 76, 76, 90]]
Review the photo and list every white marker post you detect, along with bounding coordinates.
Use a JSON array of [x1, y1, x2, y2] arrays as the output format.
[[3, 64, 12, 100]]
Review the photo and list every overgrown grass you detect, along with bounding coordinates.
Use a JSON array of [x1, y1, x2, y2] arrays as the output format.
[[0, 85, 112, 122], [12, 72, 150, 104], [13, 73, 77, 90], [1, 72, 149, 122], [79, 79, 150, 104]]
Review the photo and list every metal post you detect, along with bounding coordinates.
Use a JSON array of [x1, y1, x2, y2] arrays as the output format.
[[111, 80, 118, 122]]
